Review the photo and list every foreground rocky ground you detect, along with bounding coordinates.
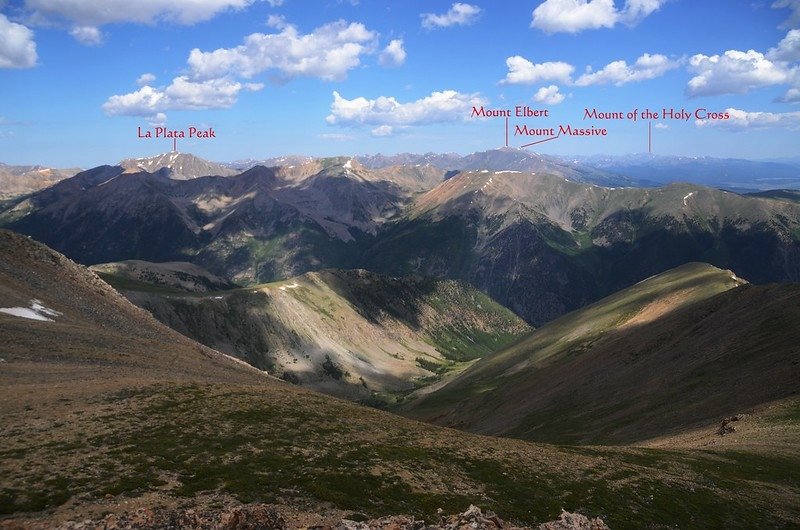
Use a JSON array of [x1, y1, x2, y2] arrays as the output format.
[[3, 505, 608, 530]]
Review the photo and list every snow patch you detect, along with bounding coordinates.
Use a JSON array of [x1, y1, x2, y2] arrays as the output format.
[[343, 159, 353, 170], [683, 192, 695, 206], [0, 299, 62, 322], [280, 282, 300, 291], [494, 170, 521, 174]]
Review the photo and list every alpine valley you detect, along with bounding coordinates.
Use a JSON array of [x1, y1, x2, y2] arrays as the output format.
[[2, 149, 800, 529]]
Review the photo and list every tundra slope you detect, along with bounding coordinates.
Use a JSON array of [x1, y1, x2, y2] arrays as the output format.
[[90, 259, 237, 293], [100, 265, 530, 400], [403, 262, 800, 447], [2, 230, 800, 529]]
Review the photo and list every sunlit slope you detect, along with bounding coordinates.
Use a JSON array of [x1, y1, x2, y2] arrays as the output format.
[[403, 263, 800, 444], [105, 267, 530, 400]]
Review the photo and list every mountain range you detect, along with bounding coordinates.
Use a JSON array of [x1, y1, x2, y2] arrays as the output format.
[[2, 152, 799, 326], [119, 151, 238, 180], [3, 148, 799, 202], [0, 162, 81, 200], [572, 153, 800, 192], [2, 137, 800, 528]]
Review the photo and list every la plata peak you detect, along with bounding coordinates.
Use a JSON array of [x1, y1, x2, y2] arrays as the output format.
[[137, 126, 216, 139]]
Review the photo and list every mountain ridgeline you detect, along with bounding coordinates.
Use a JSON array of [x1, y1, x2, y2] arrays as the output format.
[[98, 265, 530, 401], [402, 263, 800, 444], [2, 150, 800, 325]]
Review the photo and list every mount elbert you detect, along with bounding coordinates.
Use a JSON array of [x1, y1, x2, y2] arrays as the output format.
[[1, 149, 799, 528]]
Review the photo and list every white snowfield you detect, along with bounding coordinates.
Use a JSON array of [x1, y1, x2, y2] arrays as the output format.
[[683, 192, 695, 206], [0, 299, 62, 322], [279, 282, 300, 291]]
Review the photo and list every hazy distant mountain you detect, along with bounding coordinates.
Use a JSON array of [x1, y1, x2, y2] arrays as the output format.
[[222, 155, 314, 171], [357, 152, 465, 170], [747, 189, 800, 203], [568, 153, 800, 191], [0, 163, 81, 200], [119, 152, 237, 180], [359, 148, 646, 188]]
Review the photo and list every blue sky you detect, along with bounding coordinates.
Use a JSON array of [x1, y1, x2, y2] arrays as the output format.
[[1, 0, 799, 167]]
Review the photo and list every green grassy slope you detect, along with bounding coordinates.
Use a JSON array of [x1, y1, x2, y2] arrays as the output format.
[[4, 382, 800, 529], [402, 263, 800, 444]]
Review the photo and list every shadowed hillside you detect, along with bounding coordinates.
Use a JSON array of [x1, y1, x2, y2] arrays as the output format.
[[100, 266, 530, 401], [403, 263, 800, 446]]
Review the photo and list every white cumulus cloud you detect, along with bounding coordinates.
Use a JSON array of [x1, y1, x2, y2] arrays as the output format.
[[148, 113, 167, 126], [575, 53, 678, 86], [687, 50, 792, 96], [768, 29, 800, 62], [326, 90, 486, 127], [778, 87, 800, 102], [502, 56, 574, 84], [187, 20, 377, 82], [533, 85, 565, 105], [102, 77, 263, 118], [379, 39, 406, 67], [622, 0, 666, 24], [24, 0, 258, 26], [696, 107, 800, 129], [421, 3, 481, 29], [136, 73, 156, 86], [69, 25, 103, 46], [531, 0, 666, 33], [266, 14, 287, 29], [0, 14, 37, 69], [318, 132, 354, 141], [502, 53, 675, 87]]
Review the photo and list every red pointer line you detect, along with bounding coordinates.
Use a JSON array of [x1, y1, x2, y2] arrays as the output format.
[[173, 138, 177, 152], [505, 117, 508, 147], [648, 121, 652, 154], [520, 132, 561, 148]]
